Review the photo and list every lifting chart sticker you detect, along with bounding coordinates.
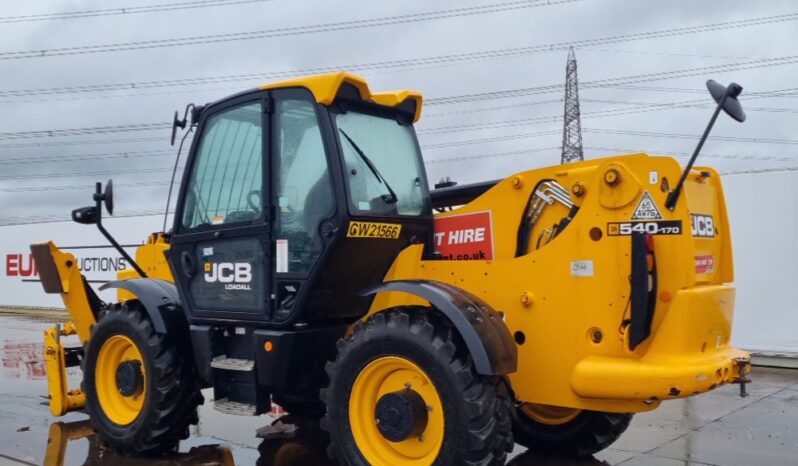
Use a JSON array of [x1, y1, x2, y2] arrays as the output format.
[[433, 211, 494, 260]]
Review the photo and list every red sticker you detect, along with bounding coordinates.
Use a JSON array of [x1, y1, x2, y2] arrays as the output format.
[[433, 211, 494, 260], [695, 255, 715, 274]]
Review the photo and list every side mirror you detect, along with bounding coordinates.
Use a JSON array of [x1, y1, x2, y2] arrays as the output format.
[[707, 79, 746, 122], [72, 206, 98, 224], [93, 179, 114, 216], [103, 179, 114, 215]]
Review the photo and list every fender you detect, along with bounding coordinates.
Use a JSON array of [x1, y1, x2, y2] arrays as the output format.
[[99, 278, 183, 334], [363, 279, 517, 375]]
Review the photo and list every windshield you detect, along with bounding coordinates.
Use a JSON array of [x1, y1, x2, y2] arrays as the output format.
[[335, 110, 429, 216]]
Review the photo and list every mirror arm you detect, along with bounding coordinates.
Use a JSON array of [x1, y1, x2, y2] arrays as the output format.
[[664, 95, 726, 211], [92, 182, 148, 278]]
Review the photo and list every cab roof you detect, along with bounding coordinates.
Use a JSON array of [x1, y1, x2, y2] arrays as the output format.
[[259, 71, 423, 122]]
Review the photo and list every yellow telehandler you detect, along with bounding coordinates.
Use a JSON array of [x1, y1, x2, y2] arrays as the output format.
[[32, 72, 750, 465]]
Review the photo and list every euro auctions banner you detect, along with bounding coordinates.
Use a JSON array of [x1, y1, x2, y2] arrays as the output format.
[[0, 214, 164, 308]]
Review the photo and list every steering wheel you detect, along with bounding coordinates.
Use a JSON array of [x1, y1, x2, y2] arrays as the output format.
[[247, 190, 262, 214]]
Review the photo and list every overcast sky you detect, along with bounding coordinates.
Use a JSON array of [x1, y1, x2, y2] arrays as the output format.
[[0, 0, 796, 226]]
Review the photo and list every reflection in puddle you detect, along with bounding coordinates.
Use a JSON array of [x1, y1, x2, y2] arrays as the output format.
[[2, 341, 47, 379], [44, 415, 610, 466], [45, 415, 335, 466]]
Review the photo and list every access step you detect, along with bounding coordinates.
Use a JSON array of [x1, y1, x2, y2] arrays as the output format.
[[210, 355, 255, 372], [213, 398, 258, 416]]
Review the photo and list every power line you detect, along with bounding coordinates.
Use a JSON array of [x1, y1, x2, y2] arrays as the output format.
[[604, 84, 798, 98], [424, 99, 563, 118], [0, 0, 581, 60], [0, 166, 180, 180], [418, 87, 798, 135], [427, 54, 798, 105], [1, 11, 795, 96], [0, 122, 170, 141], [0, 136, 163, 150], [0, 0, 271, 24], [0, 149, 172, 165], [578, 47, 769, 61], [5, 70, 796, 147], [721, 166, 798, 175], [0, 210, 172, 227], [583, 128, 798, 145], [422, 129, 562, 150], [585, 146, 797, 163], [425, 146, 559, 164], [0, 180, 170, 193], [581, 98, 798, 113]]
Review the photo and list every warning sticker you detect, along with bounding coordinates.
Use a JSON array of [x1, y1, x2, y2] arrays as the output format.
[[695, 255, 715, 274], [631, 191, 663, 220], [433, 211, 494, 260], [276, 239, 288, 273]]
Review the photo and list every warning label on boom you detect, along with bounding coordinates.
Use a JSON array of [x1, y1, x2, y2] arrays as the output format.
[[631, 191, 663, 220]]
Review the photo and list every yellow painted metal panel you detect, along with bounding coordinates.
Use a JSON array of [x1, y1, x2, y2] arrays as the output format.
[[368, 153, 749, 414], [259, 71, 422, 122]]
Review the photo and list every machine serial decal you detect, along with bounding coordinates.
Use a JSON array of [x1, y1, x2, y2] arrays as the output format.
[[630, 191, 663, 220], [607, 220, 682, 236], [691, 214, 716, 238], [346, 221, 402, 239]]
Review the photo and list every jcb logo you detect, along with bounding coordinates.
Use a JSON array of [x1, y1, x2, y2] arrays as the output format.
[[691, 214, 715, 238], [204, 262, 252, 290]]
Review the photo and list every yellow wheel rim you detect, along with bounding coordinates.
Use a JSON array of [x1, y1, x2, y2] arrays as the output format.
[[521, 403, 581, 426], [349, 356, 444, 466], [95, 335, 146, 425]]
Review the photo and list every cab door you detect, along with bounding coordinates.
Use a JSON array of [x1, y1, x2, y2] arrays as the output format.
[[171, 97, 271, 321], [269, 89, 338, 323]]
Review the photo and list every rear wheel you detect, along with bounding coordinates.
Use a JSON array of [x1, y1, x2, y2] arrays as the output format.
[[321, 308, 512, 466], [83, 301, 202, 456], [512, 403, 632, 457]]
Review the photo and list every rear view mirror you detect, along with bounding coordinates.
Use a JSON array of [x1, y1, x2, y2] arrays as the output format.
[[72, 206, 98, 224], [92, 179, 114, 215], [707, 79, 746, 122], [103, 179, 114, 215]]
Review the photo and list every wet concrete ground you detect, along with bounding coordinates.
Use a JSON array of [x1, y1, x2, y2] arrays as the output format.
[[1, 312, 796, 466]]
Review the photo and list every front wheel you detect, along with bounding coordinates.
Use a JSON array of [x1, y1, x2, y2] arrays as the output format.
[[83, 301, 202, 455], [321, 308, 512, 466], [512, 403, 633, 457]]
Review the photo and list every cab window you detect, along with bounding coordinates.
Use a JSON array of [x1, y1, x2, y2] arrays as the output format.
[[182, 102, 263, 229], [274, 98, 335, 274], [336, 109, 429, 217]]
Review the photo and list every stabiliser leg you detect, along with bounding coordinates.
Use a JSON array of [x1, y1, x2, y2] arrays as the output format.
[[43, 322, 86, 416]]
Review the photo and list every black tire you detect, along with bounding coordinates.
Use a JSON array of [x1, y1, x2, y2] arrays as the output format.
[[82, 301, 203, 456], [320, 308, 513, 466], [272, 391, 325, 418], [512, 406, 632, 458]]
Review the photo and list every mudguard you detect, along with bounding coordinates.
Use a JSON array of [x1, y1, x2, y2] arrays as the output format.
[[99, 278, 183, 334], [363, 279, 518, 375]]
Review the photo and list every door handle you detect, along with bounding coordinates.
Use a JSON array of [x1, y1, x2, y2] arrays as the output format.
[[181, 251, 196, 278]]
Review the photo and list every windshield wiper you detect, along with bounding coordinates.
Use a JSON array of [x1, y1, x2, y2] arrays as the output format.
[[339, 128, 398, 204]]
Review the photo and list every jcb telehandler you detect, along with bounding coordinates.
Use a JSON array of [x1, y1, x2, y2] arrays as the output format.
[[33, 72, 751, 465]]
